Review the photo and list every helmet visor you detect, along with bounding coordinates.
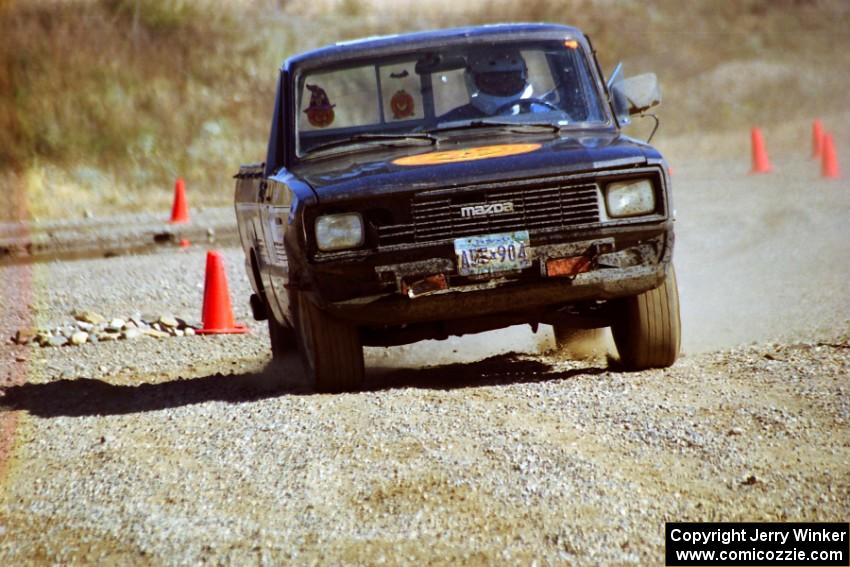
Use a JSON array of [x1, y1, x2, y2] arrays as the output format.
[[474, 71, 526, 97]]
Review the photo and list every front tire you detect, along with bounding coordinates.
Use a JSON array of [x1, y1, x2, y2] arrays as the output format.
[[268, 313, 296, 360], [294, 292, 364, 392], [611, 265, 681, 370]]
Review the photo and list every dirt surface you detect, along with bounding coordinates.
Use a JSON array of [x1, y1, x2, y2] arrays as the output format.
[[0, 142, 848, 564]]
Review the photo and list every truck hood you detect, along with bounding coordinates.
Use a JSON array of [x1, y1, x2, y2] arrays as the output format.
[[292, 132, 660, 204]]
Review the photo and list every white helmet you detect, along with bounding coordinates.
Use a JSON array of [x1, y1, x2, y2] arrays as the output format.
[[465, 50, 533, 115]]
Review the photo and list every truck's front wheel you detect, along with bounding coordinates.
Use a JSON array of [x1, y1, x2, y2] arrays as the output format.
[[268, 314, 296, 359], [611, 265, 681, 370], [294, 292, 364, 392]]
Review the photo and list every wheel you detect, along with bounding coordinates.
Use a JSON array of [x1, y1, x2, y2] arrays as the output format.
[[611, 265, 681, 370], [294, 291, 364, 392], [551, 326, 606, 360], [268, 313, 296, 360]]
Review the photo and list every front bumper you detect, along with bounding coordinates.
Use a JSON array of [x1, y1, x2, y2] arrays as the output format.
[[295, 221, 673, 327], [328, 260, 666, 326]]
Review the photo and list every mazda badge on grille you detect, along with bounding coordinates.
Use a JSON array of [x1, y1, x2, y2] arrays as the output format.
[[460, 202, 515, 218]]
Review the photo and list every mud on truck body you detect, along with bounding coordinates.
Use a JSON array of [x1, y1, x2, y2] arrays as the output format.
[[235, 23, 680, 391]]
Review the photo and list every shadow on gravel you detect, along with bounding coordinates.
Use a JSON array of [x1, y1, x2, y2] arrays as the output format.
[[0, 353, 607, 418], [366, 353, 607, 391], [0, 358, 307, 418]]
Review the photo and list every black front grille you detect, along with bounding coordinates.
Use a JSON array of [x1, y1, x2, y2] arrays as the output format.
[[377, 179, 601, 247]]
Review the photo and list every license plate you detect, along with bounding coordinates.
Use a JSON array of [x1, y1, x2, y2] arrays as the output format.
[[454, 231, 532, 276]]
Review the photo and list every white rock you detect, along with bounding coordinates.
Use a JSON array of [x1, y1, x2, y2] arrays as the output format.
[[142, 329, 169, 339], [70, 331, 89, 346], [72, 309, 105, 325], [122, 328, 142, 340], [48, 335, 69, 347]]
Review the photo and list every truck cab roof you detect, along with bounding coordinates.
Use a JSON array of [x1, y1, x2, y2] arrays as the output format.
[[284, 23, 586, 71]]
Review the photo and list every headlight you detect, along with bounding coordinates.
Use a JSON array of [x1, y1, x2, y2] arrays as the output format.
[[604, 179, 656, 218], [315, 213, 364, 252]]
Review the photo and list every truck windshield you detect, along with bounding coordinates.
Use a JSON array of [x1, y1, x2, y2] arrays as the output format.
[[294, 39, 608, 157]]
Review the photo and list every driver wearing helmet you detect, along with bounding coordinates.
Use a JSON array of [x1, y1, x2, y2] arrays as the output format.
[[440, 49, 536, 121]]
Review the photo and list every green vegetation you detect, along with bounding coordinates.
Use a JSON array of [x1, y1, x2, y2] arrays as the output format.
[[1, 0, 848, 220]]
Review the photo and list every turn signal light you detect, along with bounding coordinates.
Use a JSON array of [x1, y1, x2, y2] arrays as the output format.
[[402, 274, 448, 299], [546, 256, 591, 277]]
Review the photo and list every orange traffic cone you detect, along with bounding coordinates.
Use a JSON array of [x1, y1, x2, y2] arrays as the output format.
[[821, 133, 841, 179], [750, 127, 772, 174], [196, 250, 248, 334], [811, 119, 824, 159], [169, 178, 190, 224]]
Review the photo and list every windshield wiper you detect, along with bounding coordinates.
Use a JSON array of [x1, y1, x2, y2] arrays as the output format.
[[424, 120, 562, 137], [304, 133, 437, 158]]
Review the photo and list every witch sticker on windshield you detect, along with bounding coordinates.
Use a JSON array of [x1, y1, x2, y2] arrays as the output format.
[[304, 84, 336, 128]]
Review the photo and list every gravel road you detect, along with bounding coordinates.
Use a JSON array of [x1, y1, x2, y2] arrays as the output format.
[[0, 153, 848, 564], [0, 207, 239, 264]]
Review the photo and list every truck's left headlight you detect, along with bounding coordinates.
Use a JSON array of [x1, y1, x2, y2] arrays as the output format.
[[315, 213, 365, 252], [604, 179, 656, 218]]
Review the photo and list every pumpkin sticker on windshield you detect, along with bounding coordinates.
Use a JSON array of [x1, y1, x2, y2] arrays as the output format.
[[390, 90, 415, 120], [304, 84, 335, 128], [393, 143, 542, 166]]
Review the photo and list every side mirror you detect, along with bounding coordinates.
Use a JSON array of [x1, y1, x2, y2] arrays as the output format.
[[608, 65, 662, 127], [617, 73, 661, 115]]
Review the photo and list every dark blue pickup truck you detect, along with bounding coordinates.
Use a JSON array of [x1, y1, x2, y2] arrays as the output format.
[[235, 23, 680, 391]]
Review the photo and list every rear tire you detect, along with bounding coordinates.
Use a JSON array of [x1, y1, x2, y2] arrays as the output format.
[[294, 292, 364, 392], [611, 265, 681, 370]]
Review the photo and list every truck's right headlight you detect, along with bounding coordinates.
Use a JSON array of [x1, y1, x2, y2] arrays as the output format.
[[604, 179, 656, 218], [315, 213, 364, 252]]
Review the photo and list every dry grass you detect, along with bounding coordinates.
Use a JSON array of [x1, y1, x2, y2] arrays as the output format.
[[1, 0, 849, 220]]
